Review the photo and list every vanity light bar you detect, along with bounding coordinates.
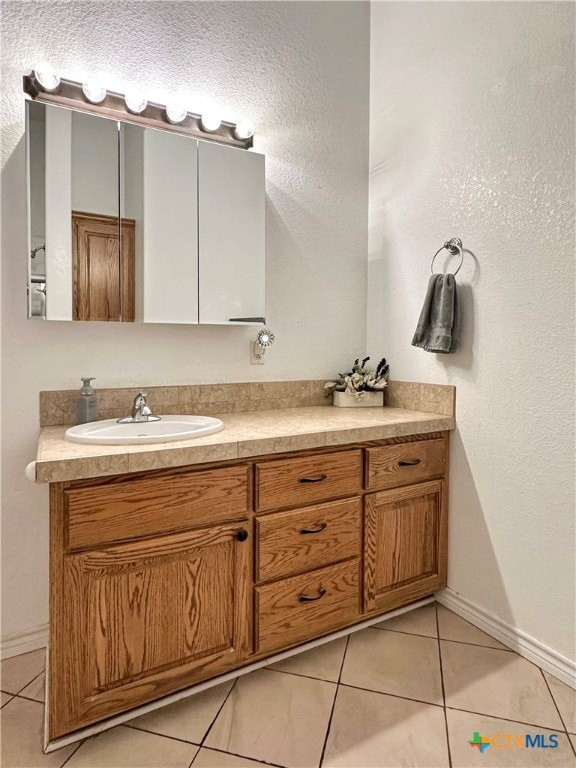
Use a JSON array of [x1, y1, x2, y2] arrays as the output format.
[[23, 72, 254, 150]]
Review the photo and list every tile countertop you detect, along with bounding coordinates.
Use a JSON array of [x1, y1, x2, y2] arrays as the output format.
[[34, 405, 455, 483]]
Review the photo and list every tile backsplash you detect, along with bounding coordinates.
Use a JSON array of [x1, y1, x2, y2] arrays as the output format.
[[39, 379, 455, 427], [385, 380, 455, 417], [39, 380, 330, 427]]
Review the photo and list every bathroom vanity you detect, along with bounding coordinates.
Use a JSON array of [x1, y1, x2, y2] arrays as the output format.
[[34, 381, 454, 747]]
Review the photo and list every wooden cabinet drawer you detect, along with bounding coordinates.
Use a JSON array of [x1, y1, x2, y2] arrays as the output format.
[[256, 498, 361, 583], [366, 437, 447, 491], [256, 559, 360, 654], [66, 465, 250, 550], [256, 449, 362, 513]]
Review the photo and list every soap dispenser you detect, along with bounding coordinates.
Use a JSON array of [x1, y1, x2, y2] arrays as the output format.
[[75, 377, 99, 425]]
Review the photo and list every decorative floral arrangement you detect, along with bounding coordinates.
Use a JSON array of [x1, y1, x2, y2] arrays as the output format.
[[324, 357, 390, 399]]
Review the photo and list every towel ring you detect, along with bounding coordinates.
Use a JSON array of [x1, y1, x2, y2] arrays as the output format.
[[430, 237, 464, 276]]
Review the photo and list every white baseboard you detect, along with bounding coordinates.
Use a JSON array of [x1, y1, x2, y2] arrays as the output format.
[[1, 624, 48, 660], [437, 588, 575, 689]]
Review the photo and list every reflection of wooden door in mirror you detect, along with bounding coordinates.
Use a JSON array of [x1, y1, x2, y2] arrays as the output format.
[[72, 211, 135, 321]]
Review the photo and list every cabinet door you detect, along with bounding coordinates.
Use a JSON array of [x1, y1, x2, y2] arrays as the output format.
[[49, 523, 252, 739], [364, 480, 447, 614], [198, 141, 265, 324]]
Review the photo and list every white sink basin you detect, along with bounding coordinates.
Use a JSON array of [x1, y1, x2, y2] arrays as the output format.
[[65, 415, 224, 445]]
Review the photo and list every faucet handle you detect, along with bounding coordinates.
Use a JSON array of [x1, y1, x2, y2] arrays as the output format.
[[131, 392, 147, 419], [118, 392, 159, 423]]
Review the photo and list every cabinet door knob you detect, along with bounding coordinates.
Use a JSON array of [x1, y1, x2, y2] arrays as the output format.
[[298, 474, 327, 484], [298, 588, 326, 603], [235, 529, 249, 542], [399, 459, 421, 466], [299, 523, 328, 535]]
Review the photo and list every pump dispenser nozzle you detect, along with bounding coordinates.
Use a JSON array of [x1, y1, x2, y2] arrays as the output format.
[[80, 377, 95, 395]]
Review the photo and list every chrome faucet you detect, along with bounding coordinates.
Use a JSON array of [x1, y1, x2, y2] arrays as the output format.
[[117, 393, 161, 423]]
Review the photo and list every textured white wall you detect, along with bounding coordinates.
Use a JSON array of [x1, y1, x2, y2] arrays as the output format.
[[0, 1, 369, 640], [369, 2, 575, 661]]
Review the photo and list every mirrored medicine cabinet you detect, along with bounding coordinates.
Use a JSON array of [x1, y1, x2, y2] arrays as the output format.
[[26, 101, 265, 324]]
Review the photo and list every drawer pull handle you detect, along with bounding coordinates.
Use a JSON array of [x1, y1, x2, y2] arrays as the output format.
[[300, 523, 328, 535], [399, 459, 421, 467], [235, 529, 249, 542], [298, 474, 327, 484], [298, 588, 326, 603]]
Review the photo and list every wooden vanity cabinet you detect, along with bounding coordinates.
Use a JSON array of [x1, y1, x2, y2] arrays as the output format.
[[48, 432, 448, 743]]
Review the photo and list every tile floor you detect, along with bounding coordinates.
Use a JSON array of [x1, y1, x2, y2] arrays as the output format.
[[1, 603, 575, 767]]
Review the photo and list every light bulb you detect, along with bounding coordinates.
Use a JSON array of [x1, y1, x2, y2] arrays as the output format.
[[165, 96, 188, 124], [34, 62, 60, 92], [200, 110, 221, 133], [82, 76, 106, 104], [234, 119, 254, 140], [256, 328, 274, 348], [124, 88, 147, 114]]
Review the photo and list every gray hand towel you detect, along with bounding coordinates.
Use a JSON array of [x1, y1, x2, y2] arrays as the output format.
[[411, 273, 460, 353]]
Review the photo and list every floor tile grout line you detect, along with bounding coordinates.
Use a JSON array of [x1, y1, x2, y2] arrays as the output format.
[[13, 691, 44, 704], [539, 667, 576, 757], [438, 637, 512, 651], [124, 681, 240, 751], [319, 634, 350, 768], [499, 634, 575, 681], [18, 666, 45, 689], [199, 678, 239, 748], [374, 625, 514, 651], [444, 705, 569, 732], [374, 602, 517, 653], [58, 739, 84, 768], [187, 745, 200, 768], [268, 667, 343, 685], [192, 745, 287, 768], [2, 666, 46, 698], [339, 681, 444, 710], [371, 625, 438, 640], [435, 603, 453, 768], [336, 677, 571, 733], [124, 722, 203, 748], [539, 667, 571, 730]]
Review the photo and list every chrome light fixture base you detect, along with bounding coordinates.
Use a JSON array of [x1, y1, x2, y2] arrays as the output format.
[[23, 72, 254, 150]]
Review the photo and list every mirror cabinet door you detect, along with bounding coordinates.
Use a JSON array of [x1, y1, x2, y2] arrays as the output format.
[[70, 112, 123, 321], [198, 141, 265, 324], [122, 125, 199, 324], [27, 101, 47, 318], [27, 102, 123, 321]]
